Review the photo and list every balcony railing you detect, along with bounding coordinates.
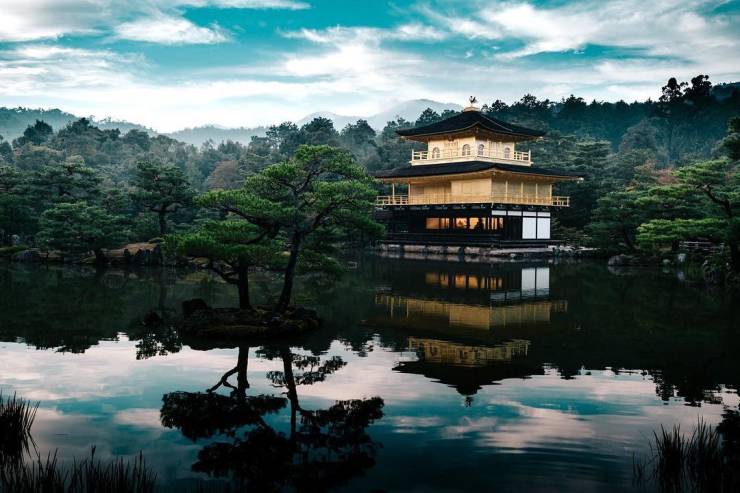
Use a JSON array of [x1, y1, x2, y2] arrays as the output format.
[[375, 194, 570, 207], [412, 148, 531, 164]]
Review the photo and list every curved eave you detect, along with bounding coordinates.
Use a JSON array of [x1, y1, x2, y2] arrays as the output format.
[[375, 162, 585, 182], [395, 112, 546, 142]]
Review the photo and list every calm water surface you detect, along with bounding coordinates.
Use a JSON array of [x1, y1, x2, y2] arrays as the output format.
[[1, 258, 739, 492]]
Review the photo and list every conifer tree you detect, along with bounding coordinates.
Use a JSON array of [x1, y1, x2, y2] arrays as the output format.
[[131, 161, 194, 235]]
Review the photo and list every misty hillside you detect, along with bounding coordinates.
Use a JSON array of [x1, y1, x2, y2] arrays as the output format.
[[0, 107, 154, 141], [165, 125, 268, 146], [3, 86, 737, 147], [296, 99, 462, 130]]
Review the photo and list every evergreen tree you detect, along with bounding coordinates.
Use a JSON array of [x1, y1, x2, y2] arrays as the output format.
[[31, 155, 101, 208], [556, 140, 611, 229], [375, 117, 417, 172], [340, 119, 378, 166], [638, 159, 740, 270], [13, 120, 53, 147], [37, 201, 127, 263], [265, 122, 303, 159], [299, 117, 339, 147], [0, 166, 34, 242], [656, 77, 688, 165], [131, 161, 194, 235], [0, 135, 13, 162], [588, 190, 647, 252], [168, 220, 281, 309], [190, 145, 381, 313], [720, 117, 740, 161], [414, 108, 441, 127]]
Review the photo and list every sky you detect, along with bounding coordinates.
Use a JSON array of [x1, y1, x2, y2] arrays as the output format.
[[0, 0, 738, 132]]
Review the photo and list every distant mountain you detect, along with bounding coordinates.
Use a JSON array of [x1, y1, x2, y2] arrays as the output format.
[[0, 98, 462, 147], [0, 107, 79, 140], [366, 99, 463, 129], [166, 125, 267, 147], [0, 107, 153, 141], [296, 111, 364, 131], [165, 99, 462, 146], [94, 117, 155, 135], [296, 99, 462, 131]]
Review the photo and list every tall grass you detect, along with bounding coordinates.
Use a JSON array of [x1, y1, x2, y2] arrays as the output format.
[[1, 447, 157, 493], [634, 418, 740, 493], [0, 392, 38, 463]]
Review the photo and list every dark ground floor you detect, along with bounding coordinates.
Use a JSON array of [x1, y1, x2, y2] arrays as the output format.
[[374, 203, 557, 247]]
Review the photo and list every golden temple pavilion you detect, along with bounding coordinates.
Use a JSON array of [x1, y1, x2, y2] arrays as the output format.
[[374, 97, 583, 247]]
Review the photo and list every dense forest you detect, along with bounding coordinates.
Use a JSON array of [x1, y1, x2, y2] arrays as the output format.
[[0, 75, 739, 274]]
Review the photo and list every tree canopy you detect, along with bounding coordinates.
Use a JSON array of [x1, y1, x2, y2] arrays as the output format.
[[0, 74, 737, 279], [37, 201, 126, 263], [131, 161, 195, 235], [171, 145, 382, 312]]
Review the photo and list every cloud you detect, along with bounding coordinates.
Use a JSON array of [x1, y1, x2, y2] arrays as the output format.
[[283, 24, 447, 44], [0, 0, 738, 131], [0, 0, 308, 43], [0, 45, 143, 96], [187, 0, 309, 8], [275, 24, 444, 115], [432, 0, 738, 66], [114, 15, 229, 44], [0, 0, 105, 42]]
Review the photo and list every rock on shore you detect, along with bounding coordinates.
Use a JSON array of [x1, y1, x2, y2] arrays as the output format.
[[105, 242, 163, 266]]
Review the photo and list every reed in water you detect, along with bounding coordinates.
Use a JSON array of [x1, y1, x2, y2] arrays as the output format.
[[634, 414, 740, 493]]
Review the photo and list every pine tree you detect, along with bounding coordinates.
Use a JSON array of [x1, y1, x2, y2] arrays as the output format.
[[131, 161, 194, 235]]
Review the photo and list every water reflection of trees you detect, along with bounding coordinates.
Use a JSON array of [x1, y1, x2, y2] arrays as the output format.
[[0, 265, 227, 356], [3, 258, 739, 409], [363, 258, 740, 406], [160, 344, 384, 492]]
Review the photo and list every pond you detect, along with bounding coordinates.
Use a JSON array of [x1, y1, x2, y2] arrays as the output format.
[[0, 258, 738, 492]]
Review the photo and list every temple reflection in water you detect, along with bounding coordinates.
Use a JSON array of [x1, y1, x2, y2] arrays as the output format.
[[368, 260, 568, 396], [373, 263, 566, 332], [407, 337, 530, 366]]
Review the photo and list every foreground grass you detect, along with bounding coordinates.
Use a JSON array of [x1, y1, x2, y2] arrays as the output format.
[[634, 415, 740, 493], [1, 394, 157, 492], [0, 392, 38, 463], [1, 448, 157, 493]]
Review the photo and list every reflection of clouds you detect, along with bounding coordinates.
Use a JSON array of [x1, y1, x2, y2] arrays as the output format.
[[30, 407, 103, 461], [0, 331, 736, 491], [0, 338, 239, 402], [292, 339, 449, 404], [390, 416, 445, 434], [113, 408, 163, 429], [465, 372, 729, 457], [441, 417, 498, 440], [496, 370, 663, 410], [475, 405, 595, 451]]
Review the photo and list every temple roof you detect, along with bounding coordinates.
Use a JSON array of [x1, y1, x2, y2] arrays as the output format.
[[396, 111, 546, 140], [375, 161, 584, 180]]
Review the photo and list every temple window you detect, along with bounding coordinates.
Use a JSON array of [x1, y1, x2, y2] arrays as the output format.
[[477, 144, 485, 156], [504, 146, 511, 159], [461, 144, 471, 156], [425, 217, 450, 230], [431, 147, 441, 159]]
